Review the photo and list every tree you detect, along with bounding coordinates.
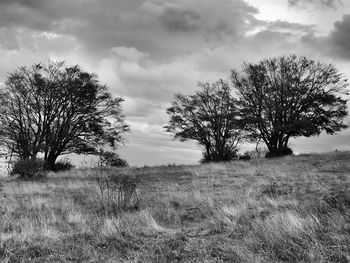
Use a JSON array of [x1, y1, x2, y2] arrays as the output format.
[[0, 63, 51, 160], [165, 80, 244, 162], [0, 62, 129, 169], [231, 55, 349, 157]]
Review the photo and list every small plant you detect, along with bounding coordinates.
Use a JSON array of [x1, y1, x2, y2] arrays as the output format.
[[110, 173, 140, 210], [11, 158, 46, 179], [92, 162, 139, 215]]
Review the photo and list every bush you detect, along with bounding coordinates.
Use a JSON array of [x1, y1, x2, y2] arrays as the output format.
[[110, 173, 140, 211], [265, 147, 293, 158], [201, 148, 238, 163], [11, 159, 46, 179], [239, 152, 251, 160], [92, 164, 139, 215], [50, 159, 74, 172], [100, 151, 129, 167]]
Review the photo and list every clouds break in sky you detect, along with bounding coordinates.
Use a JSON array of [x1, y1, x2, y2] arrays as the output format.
[[0, 0, 350, 165], [288, 0, 342, 9]]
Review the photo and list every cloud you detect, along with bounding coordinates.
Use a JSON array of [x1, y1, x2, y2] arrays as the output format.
[[266, 20, 316, 35], [0, 0, 263, 59], [151, 0, 259, 39], [301, 14, 350, 60], [288, 0, 342, 9], [0, 28, 19, 50], [160, 8, 201, 32], [118, 128, 201, 166], [93, 45, 224, 105], [331, 14, 350, 58]]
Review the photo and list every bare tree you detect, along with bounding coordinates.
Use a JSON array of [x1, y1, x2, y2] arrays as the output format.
[[0, 62, 129, 169], [231, 55, 349, 157], [165, 80, 244, 162]]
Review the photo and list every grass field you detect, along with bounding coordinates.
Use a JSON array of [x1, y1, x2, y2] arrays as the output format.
[[0, 152, 350, 262]]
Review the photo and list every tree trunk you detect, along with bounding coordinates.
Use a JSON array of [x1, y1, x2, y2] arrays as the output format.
[[46, 153, 58, 171], [266, 134, 291, 158], [205, 143, 211, 162]]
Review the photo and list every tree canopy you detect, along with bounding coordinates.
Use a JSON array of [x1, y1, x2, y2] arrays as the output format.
[[231, 55, 349, 157], [165, 80, 244, 162], [0, 61, 129, 169]]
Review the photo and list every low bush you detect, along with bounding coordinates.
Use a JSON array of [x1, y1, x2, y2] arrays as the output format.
[[100, 151, 129, 167], [265, 147, 293, 158], [51, 159, 75, 172], [110, 173, 140, 211], [201, 149, 238, 163], [11, 158, 46, 179], [92, 165, 140, 215]]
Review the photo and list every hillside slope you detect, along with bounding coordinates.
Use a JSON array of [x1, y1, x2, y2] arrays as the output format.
[[0, 152, 349, 262]]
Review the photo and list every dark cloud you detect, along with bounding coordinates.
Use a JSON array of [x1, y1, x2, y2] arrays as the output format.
[[0, 0, 139, 55], [160, 8, 201, 32], [154, 0, 260, 39], [331, 14, 350, 58], [288, 0, 342, 9], [267, 20, 316, 34], [303, 14, 350, 60], [0, 0, 262, 59]]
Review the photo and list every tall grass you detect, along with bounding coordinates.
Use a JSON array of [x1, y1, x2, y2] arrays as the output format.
[[0, 152, 349, 262]]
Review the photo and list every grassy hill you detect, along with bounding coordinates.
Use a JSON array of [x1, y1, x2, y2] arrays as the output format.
[[0, 152, 350, 262]]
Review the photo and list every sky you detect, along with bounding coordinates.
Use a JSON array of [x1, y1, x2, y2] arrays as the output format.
[[1, 0, 350, 166]]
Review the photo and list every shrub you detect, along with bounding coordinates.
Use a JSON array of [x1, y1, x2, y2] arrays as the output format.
[[50, 159, 75, 172], [92, 164, 139, 215], [110, 173, 140, 211], [201, 148, 238, 163], [265, 147, 293, 158], [100, 151, 129, 167], [11, 159, 46, 179], [239, 152, 251, 160]]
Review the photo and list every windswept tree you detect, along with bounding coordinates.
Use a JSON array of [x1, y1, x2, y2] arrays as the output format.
[[165, 80, 244, 162], [0, 62, 129, 169], [231, 55, 349, 157], [0, 64, 52, 160]]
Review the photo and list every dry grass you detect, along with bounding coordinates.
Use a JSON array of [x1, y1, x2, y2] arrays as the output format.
[[0, 152, 350, 262]]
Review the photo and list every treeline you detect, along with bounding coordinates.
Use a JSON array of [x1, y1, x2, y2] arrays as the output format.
[[165, 55, 349, 162], [0, 55, 348, 175]]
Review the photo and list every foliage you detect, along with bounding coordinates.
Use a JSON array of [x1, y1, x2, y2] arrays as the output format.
[[265, 147, 293, 158], [50, 159, 75, 172], [100, 151, 128, 167], [231, 55, 349, 157], [165, 80, 245, 162], [10, 158, 46, 179], [0, 62, 129, 169], [201, 148, 238, 163]]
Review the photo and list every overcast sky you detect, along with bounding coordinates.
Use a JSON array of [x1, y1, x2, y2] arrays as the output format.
[[1, 0, 350, 166]]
